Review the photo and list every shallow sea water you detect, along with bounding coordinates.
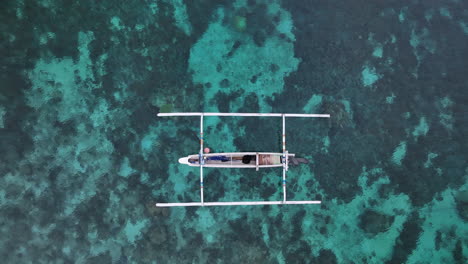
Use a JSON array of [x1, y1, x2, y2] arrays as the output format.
[[1, 0, 467, 263]]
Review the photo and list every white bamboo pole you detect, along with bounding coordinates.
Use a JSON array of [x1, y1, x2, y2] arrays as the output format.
[[155, 201, 322, 207], [158, 112, 330, 118], [282, 114, 287, 202], [200, 166, 204, 205], [284, 114, 329, 118], [282, 114, 286, 153], [200, 114, 204, 205]]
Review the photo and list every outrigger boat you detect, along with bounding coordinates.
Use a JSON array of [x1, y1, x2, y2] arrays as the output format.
[[179, 152, 295, 169], [156, 112, 330, 207]]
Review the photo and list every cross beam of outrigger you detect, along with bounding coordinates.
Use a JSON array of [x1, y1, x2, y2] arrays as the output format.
[[156, 112, 330, 207]]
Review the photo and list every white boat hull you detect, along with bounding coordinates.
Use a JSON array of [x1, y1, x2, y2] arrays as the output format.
[[179, 152, 295, 169]]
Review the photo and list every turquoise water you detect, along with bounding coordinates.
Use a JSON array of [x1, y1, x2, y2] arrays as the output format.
[[1, 0, 467, 263]]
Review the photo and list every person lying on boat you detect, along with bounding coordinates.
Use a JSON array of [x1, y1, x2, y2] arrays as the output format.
[[206, 155, 230, 162], [188, 155, 230, 163], [202, 148, 231, 162]]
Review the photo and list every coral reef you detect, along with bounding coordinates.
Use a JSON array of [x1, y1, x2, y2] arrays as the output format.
[[320, 100, 352, 129], [359, 209, 395, 236], [1, 0, 467, 263]]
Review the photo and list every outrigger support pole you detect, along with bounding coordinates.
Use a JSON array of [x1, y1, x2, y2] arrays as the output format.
[[199, 113, 204, 206], [156, 201, 321, 207], [158, 112, 329, 118], [282, 114, 287, 203]]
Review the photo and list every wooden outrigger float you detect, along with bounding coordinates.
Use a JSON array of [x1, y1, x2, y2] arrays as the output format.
[[156, 112, 330, 207]]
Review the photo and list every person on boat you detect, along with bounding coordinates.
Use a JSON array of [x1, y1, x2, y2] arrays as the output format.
[[207, 155, 230, 162], [188, 155, 230, 163], [242, 155, 256, 164], [203, 147, 230, 162]]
